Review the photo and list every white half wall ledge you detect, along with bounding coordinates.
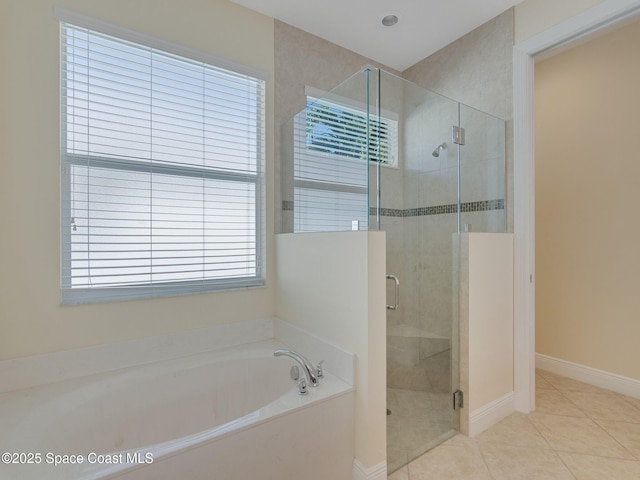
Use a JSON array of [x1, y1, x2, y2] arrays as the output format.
[[0, 317, 357, 395], [352, 459, 387, 480], [536, 354, 640, 399], [0, 318, 275, 394]]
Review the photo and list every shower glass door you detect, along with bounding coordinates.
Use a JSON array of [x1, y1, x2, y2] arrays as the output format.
[[278, 66, 506, 474], [374, 70, 461, 473]]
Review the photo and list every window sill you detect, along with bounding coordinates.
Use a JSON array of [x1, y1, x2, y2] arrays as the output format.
[[60, 278, 265, 305]]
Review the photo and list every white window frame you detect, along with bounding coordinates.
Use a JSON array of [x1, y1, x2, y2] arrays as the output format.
[[56, 8, 266, 304]]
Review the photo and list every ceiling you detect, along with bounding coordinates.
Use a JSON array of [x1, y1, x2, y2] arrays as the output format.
[[230, 0, 523, 71]]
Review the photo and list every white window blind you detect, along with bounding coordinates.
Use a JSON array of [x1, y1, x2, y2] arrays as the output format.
[[60, 21, 265, 303]]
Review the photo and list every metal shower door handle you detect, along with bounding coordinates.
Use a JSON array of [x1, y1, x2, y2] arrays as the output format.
[[386, 274, 400, 310]]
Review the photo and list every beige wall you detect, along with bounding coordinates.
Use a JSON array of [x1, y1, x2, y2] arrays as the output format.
[[535, 19, 640, 381], [0, 0, 275, 360], [515, 0, 607, 43], [276, 232, 387, 468]]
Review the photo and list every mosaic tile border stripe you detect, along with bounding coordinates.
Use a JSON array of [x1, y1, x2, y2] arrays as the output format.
[[370, 199, 504, 217], [282, 200, 294, 211], [282, 199, 504, 217], [461, 198, 504, 213]]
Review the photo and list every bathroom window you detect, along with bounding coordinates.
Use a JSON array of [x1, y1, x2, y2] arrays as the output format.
[[59, 15, 265, 303], [290, 92, 397, 232], [305, 96, 397, 166]]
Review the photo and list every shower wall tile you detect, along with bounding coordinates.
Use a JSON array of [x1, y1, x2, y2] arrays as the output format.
[[461, 210, 506, 235], [403, 9, 514, 232], [402, 217, 421, 328], [402, 109, 426, 171], [419, 337, 451, 359], [460, 158, 505, 206], [417, 172, 437, 212], [402, 171, 421, 208], [412, 213, 455, 340], [403, 92, 459, 176], [418, 247, 454, 338], [419, 172, 443, 212], [376, 164, 404, 210], [435, 166, 460, 208], [402, 11, 513, 124]]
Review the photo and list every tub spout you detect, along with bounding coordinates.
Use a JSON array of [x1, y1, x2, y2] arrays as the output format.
[[274, 349, 319, 387]]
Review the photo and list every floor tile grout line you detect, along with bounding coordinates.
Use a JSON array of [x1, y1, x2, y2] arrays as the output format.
[[528, 388, 638, 463], [554, 450, 580, 480], [529, 411, 590, 420], [583, 423, 638, 461], [535, 370, 563, 393], [554, 385, 589, 417], [533, 391, 638, 462], [555, 450, 640, 465], [617, 394, 640, 420], [476, 438, 579, 479], [524, 412, 558, 452], [472, 437, 498, 480], [535, 369, 619, 396], [545, 415, 636, 460], [592, 418, 640, 461], [567, 387, 640, 459], [561, 387, 640, 406]]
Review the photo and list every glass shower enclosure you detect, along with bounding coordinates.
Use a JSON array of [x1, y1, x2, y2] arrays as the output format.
[[279, 67, 505, 473]]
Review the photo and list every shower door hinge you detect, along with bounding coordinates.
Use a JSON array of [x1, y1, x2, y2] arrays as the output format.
[[453, 389, 464, 410], [452, 126, 466, 146]]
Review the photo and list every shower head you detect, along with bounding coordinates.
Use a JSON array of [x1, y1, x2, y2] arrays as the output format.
[[432, 142, 447, 158]]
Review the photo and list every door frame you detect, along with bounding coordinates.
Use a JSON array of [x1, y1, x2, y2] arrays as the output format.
[[513, 0, 640, 413]]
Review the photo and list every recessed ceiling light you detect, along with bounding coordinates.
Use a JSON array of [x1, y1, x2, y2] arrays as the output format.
[[381, 14, 399, 27]]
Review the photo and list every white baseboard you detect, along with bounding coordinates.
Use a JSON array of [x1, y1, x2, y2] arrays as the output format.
[[469, 392, 516, 437], [536, 354, 640, 399], [352, 459, 387, 480]]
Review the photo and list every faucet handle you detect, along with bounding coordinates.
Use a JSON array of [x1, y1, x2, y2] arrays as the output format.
[[297, 377, 308, 396], [316, 360, 324, 379]]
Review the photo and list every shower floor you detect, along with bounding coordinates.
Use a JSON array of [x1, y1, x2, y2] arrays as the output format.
[[386, 387, 456, 473]]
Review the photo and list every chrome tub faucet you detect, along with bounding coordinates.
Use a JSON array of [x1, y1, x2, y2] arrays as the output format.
[[274, 349, 322, 388]]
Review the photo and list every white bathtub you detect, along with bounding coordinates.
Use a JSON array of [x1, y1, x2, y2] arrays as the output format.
[[0, 339, 355, 480]]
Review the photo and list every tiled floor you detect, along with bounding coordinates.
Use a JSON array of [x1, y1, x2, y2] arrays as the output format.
[[389, 370, 640, 479]]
